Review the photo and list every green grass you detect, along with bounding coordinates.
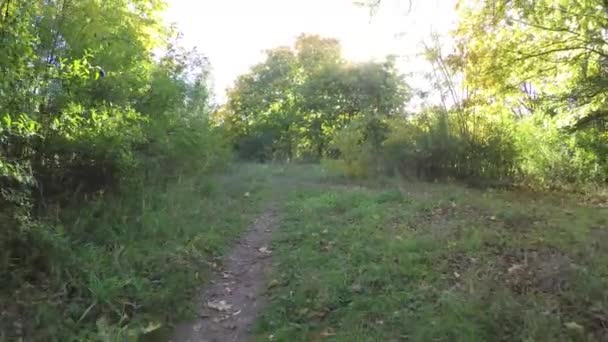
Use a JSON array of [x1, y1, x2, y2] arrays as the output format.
[[6, 162, 606, 341], [2, 163, 276, 341], [255, 166, 608, 341]]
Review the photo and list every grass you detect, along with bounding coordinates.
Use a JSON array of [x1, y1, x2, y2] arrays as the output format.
[[4, 162, 606, 341], [1, 163, 275, 341], [255, 165, 608, 341]]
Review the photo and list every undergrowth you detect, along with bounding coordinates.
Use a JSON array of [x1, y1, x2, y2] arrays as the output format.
[[0, 164, 272, 341]]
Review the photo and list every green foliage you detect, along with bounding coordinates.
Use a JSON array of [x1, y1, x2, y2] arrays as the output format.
[[328, 120, 372, 178], [324, 0, 607, 190], [516, 118, 608, 188], [445, 0, 608, 188], [327, 116, 389, 178], [0, 0, 231, 340], [455, 0, 608, 127], [331, 108, 518, 184], [222, 34, 410, 161], [1, 165, 266, 341]]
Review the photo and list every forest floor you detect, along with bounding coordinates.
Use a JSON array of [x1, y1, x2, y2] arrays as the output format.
[[169, 163, 607, 342]]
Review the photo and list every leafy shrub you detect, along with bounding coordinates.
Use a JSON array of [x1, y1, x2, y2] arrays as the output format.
[[329, 117, 386, 178], [334, 108, 519, 184], [382, 110, 461, 180], [516, 118, 608, 189], [143, 114, 231, 179], [334, 106, 605, 191], [37, 105, 145, 197], [236, 131, 275, 162]]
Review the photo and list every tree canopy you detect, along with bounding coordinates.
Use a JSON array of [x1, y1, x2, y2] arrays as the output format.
[[221, 34, 410, 160]]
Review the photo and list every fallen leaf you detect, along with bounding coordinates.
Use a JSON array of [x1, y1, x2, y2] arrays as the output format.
[[508, 264, 524, 274], [207, 300, 232, 312], [320, 328, 336, 336], [267, 279, 281, 289], [297, 308, 309, 316], [258, 246, 272, 254], [309, 308, 330, 320], [141, 321, 162, 334], [564, 321, 584, 332]]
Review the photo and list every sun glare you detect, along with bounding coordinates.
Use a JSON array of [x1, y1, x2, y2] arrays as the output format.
[[164, 0, 458, 101]]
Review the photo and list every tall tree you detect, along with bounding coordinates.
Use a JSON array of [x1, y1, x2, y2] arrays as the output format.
[[455, 0, 608, 129], [222, 34, 409, 160]]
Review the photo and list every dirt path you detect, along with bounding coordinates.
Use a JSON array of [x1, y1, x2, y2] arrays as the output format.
[[170, 206, 280, 342]]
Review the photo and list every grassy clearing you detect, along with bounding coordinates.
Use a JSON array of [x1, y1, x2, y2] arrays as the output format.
[[2, 164, 274, 341], [256, 165, 608, 341]]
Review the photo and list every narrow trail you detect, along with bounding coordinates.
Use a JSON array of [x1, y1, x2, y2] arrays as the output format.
[[170, 206, 280, 342]]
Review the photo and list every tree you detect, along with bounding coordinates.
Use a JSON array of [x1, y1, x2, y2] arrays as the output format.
[[455, 0, 608, 128], [222, 34, 409, 160]]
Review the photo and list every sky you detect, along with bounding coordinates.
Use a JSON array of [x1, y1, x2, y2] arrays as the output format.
[[163, 0, 459, 102]]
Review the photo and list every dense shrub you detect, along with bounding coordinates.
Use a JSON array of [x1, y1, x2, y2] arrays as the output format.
[[236, 131, 276, 162], [326, 116, 390, 177], [330, 106, 605, 190], [364, 109, 517, 183], [516, 118, 608, 189]]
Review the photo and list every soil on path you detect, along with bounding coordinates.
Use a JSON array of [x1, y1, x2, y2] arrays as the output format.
[[170, 206, 280, 342]]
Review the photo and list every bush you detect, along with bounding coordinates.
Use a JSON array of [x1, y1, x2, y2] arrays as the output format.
[[143, 114, 231, 179], [382, 110, 462, 179], [516, 118, 608, 189], [329, 117, 386, 178], [0, 107, 231, 340], [331, 108, 520, 185], [330, 106, 606, 191], [236, 132, 275, 162]]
